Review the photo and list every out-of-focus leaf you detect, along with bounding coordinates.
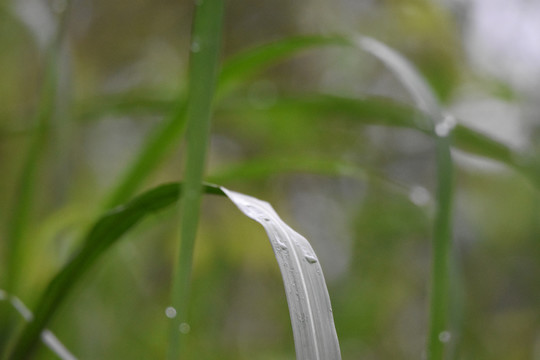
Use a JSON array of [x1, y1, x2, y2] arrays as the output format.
[[8, 183, 224, 359], [217, 35, 347, 97], [0, 290, 76, 360], [224, 94, 540, 189], [168, 0, 224, 359], [358, 36, 453, 360], [207, 156, 409, 195]]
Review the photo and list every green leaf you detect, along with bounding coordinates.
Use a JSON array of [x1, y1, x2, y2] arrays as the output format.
[[223, 187, 342, 360], [217, 35, 347, 98], [224, 93, 540, 189], [207, 156, 410, 196], [167, 0, 224, 359], [358, 36, 454, 360], [8, 183, 344, 360], [7, 183, 224, 359], [77, 34, 539, 208]]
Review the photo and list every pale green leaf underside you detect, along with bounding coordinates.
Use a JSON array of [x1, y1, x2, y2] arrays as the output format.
[[222, 188, 341, 360]]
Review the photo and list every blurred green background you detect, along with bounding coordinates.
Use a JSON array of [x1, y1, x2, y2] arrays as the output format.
[[1, 0, 539, 358]]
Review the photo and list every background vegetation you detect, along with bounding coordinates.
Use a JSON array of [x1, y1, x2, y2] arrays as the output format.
[[1, 0, 539, 359]]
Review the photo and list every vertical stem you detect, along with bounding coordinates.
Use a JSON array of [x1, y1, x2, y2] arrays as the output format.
[[427, 135, 454, 360], [167, 1, 224, 359]]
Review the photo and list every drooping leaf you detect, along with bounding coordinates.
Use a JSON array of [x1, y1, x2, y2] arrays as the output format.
[[222, 188, 341, 360], [217, 35, 347, 98], [8, 183, 224, 359]]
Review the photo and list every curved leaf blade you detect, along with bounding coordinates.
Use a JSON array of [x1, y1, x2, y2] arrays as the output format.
[[217, 35, 347, 97], [222, 187, 341, 360], [8, 183, 224, 359]]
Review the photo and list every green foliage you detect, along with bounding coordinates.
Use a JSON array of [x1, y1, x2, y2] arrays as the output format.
[[7, 184, 223, 359], [1, 0, 539, 359]]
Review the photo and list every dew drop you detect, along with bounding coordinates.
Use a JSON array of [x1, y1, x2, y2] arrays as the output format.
[[438, 330, 451, 343], [276, 240, 288, 250], [435, 114, 456, 137], [165, 306, 177, 319], [179, 322, 191, 334], [409, 186, 430, 206], [304, 254, 318, 264]]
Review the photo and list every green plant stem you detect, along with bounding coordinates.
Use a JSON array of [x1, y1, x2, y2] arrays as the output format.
[[167, 1, 224, 359], [428, 135, 454, 360]]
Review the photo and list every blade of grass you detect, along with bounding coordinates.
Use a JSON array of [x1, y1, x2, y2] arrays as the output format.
[[217, 35, 347, 98], [167, 1, 224, 359], [103, 98, 188, 208], [3, 5, 66, 298], [207, 156, 410, 195], [358, 36, 455, 360], [1, 4, 71, 353], [0, 290, 76, 360], [222, 187, 341, 359], [7, 183, 225, 359]]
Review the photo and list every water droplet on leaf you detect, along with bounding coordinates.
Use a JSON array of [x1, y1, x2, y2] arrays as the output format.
[[409, 186, 430, 206], [438, 330, 451, 343], [165, 306, 177, 319], [304, 254, 318, 264], [276, 240, 288, 250], [435, 114, 456, 137], [179, 322, 191, 334]]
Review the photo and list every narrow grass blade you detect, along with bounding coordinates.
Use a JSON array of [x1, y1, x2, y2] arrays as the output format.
[[217, 35, 346, 98], [358, 36, 455, 360], [222, 187, 341, 360], [357, 36, 440, 124], [103, 99, 187, 208], [0, 290, 76, 360], [4, 9, 64, 296], [168, 1, 224, 359], [207, 156, 410, 196], [7, 183, 224, 359], [1, 5, 71, 353]]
